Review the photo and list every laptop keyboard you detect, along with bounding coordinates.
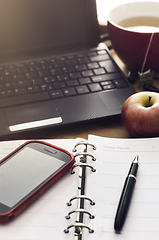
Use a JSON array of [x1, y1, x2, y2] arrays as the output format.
[[0, 49, 128, 108]]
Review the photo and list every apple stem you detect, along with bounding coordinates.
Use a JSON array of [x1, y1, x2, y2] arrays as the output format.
[[145, 96, 153, 107], [149, 96, 152, 102]]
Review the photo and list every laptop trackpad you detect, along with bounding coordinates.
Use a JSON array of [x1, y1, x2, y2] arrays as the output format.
[[5, 101, 62, 132]]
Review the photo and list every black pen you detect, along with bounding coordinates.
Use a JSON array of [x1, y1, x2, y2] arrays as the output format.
[[114, 155, 139, 232]]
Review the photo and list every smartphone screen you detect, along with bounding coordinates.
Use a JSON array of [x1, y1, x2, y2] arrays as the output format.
[[0, 141, 73, 218]]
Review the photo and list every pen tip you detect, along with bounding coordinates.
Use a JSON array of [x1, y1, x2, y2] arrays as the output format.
[[133, 155, 139, 163]]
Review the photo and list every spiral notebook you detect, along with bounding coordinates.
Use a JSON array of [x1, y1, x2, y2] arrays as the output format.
[[1, 135, 159, 239]]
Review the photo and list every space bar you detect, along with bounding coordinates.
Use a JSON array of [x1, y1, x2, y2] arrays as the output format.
[[0, 92, 50, 108]]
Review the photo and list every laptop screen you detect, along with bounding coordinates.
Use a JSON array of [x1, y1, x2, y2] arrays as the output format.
[[0, 0, 99, 58]]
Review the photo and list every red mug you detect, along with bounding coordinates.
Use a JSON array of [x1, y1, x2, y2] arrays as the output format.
[[107, 2, 159, 72]]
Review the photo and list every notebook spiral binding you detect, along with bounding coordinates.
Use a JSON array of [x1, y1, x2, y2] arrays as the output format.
[[64, 141, 96, 239]]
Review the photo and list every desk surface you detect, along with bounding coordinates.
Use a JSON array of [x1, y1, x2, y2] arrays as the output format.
[[3, 41, 159, 141]]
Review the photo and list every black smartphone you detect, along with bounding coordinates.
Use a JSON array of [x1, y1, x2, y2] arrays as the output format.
[[0, 140, 75, 223]]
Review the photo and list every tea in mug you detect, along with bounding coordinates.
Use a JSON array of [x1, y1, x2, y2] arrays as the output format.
[[118, 16, 159, 32]]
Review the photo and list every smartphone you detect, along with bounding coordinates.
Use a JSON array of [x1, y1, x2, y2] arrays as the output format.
[[0, 140, 75, 223]]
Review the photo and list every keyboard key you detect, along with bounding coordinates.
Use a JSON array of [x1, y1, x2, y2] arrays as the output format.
[[16, 63, 28, 73], [100, 80, 113, 86], [87, 51, 97, 57], [79, 77, 91, 85], [90, 54, 109, 62], [0, 75, 12, 82], [38, 69, 50, 77], [0, 84, 4, 90], [50, 68, 62, 75], [40, 84, 53, 91], [39, 60, 49, 69], [87, 62, 99, 69], [56, 74, 69, 81], [63, 87, 77, 96], [101, 81, 115, 90], [28, 62, 41, 71], [25, 72, 37, 79], [76, 85, 90, 94], [30, 78, 43, 85], [77, 57, 90, 64], [94, 68, 106, 75], [102, 84, 114, 90], [46, 62, 54, 69], [66, 79, 79, 87], [49, 89, 64, 99], [28, 61, 37, 66], [4, 69, 10, 76], [97, 50, 106, 55], [27, 86, 40, 93], [43, 76, 56, 83], [12, 74, 25, 81], [67, 55, 75, 59], [50, 58, 56, 64], [56, 58, 66, 67], [91, 73, 121, 82], [14, 88, 27, 95], [7, 65, 16, 74], [69, 72, 81, 79], [75, 64, 87, 71], [16, 68, 28, 74], [88, 83, 102, 92], [62, 66, 75, 73], [65, 59, 77, 65], [81, 70, 94, 77], [54, 81, 66, 89], [91, 75, 108, 82], [5, 82, 18, 89], [99, 60, 117, 73], [0, 90, 13, 97], [18, 80, 31, 88], [76, 53, 87, 58]]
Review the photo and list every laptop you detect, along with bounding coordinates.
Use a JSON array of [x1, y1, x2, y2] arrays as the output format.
[[0, 0, 135, 138]]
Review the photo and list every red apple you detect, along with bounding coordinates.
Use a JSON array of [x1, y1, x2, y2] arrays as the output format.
[[121, 91, 159, 137]]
